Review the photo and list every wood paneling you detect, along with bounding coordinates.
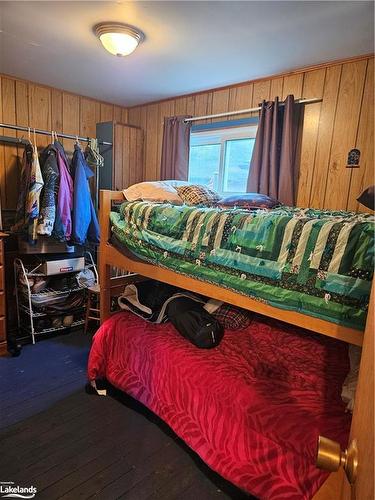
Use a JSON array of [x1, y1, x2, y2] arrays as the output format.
[[211, 88, 230, 123], [113, 124, 123, 192], [122, 127, 130, 189], [4, 56, 368, 212], [112, 124, 143, 190], [309, 65, 342, 208], [174, 97, 188, 116], [347, 58, 374, 212], [0, 74, 128, 210], [113, 105, 128, 124], [323, 60, 367, 210], [144, 104, 159, 181], [80, 98, 100, 138], [113, 105, 122, 123], [100, 103, 113, 123], [228, 84, 253, 120], [62, 92, 80, 152], [193, 92, 212, 124], [14, 81, 29, 211], [282, 73, 304, 99], [1, 78, 17, 208], [296, 68, 326, 207], [270, 77, 284, 101], [121, 107, 129, 124], [252, 79, 271, 106], [127, 55, 374, 211], [51, 89, 63, 133], [29, 84, 52, 148]]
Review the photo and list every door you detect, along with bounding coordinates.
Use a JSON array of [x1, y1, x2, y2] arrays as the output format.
[[315, 286, 374, 500], [341, 287, 374, 500]]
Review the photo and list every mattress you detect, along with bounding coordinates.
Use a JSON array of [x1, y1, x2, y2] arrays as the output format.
[[88, 311, 351, 500], [110, 202, 374, 330]]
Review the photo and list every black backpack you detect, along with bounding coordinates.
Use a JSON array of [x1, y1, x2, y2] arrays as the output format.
[[167, 297, 224, 349]]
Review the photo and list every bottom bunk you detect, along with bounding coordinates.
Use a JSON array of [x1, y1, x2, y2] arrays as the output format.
[[88, 311, 351, 500]]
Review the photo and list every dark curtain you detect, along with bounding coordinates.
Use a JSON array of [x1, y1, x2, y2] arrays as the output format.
[[160, 115, 192, 181], [246, 95, 301, 205]]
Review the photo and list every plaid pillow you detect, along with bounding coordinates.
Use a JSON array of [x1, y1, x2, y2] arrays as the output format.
[[176, 185, 220, 206], [212, 304, 253, 330]]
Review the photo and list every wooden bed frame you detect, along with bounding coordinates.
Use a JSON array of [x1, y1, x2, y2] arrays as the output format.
[[98, 189, 374, 499], [99, 189, 370, 347]]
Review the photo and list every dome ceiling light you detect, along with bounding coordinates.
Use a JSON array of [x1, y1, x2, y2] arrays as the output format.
[[94, 22, 144, 57]]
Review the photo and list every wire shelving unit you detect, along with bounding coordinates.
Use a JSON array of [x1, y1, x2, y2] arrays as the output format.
[[14, 252, 98, 344]]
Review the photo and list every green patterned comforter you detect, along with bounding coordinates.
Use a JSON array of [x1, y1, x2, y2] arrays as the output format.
[[110, 202, 374, 330]]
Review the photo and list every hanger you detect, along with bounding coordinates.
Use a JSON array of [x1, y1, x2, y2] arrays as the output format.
[[19, 130, 27, 143], [85, 137, 104, 168], [75, 135, 83, 150]]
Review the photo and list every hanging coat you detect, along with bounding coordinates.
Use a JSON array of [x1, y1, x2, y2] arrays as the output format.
[[53, 142, 73, 241], [12, 143, 33, 233], [37, 144, 60, 236], [26, 145, 44, 243], [71, 144, 100, 245]]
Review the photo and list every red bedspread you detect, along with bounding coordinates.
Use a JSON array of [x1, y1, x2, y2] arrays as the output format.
[[88, 312, 351, 500]]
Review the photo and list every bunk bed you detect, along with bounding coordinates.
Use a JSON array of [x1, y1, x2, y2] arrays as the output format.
[[98, 190, 373, 346], [89, 189, 374, 499]]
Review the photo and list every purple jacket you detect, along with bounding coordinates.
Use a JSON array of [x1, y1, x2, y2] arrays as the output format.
[[54, 142, 73, 241]]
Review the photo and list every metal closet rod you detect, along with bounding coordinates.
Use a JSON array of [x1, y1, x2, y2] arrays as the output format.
[[0, 135, 30, 146], [184, 97, 323, 123], [0, 122, 113, 146]]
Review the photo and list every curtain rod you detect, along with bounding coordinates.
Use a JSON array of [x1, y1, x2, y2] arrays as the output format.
[[184, 97, 323, 123], [0, 122, 113, 146]]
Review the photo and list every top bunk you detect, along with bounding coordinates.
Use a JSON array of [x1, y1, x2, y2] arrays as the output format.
[[99, 189, 374, 347]]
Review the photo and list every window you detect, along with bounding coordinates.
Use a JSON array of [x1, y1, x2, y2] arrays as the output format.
[[188, 119, 258, 195]]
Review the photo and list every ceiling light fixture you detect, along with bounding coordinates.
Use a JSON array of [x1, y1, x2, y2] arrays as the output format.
[[94, 22, 144, 57]]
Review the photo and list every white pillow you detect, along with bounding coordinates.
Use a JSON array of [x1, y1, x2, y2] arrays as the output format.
[[164, 180, 191, 188], [123, 181, 183, 205]]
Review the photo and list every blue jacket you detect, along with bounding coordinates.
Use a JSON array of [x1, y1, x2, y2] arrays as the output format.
[[71, 145, 100, 245]]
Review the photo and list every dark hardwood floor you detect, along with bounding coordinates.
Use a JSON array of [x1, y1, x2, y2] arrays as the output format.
[[0, 329, 253, 500]]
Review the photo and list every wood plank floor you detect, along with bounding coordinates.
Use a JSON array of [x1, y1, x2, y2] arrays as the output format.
[[0, 329, 253, 500]]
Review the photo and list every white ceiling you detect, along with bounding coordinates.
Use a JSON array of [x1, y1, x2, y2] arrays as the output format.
[[0, 1, 373, 106]]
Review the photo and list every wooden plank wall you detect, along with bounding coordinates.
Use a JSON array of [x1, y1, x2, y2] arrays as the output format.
[[0, 75, 128, 210], [113, 124, 144, 191], [127, 55, 374, 212]]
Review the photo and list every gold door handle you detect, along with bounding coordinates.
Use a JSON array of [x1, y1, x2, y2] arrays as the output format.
[[316, 435, 358, 485]]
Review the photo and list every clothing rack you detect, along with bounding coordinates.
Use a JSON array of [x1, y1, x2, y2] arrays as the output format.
[[184, 97, 323, 123], [0, 122, 113, 146], [0, 135, 30, 146]]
